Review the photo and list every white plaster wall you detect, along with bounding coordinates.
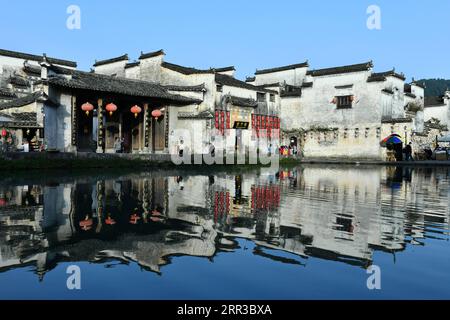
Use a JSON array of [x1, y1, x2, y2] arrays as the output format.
[[139, 56, 165, 83], [299, 71, 382, 128], [94, 60, 127, 77], [424, 105, 448, 124], [254, 67, 308, 86], [160, 67, 216, 113], [124, 66, 140, 79], [47, 87, 73, 152], [302, 124, 383, 160]]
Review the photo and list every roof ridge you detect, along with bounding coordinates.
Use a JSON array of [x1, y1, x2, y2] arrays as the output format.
[[93, 54, 129, 67], [211, 66, 235, 72], [0, 48, 77, 68], [215, 73, 276, 93], [162, 61, 214, 75], [255, 61, 309, 75], [139, 49, 165, 60]]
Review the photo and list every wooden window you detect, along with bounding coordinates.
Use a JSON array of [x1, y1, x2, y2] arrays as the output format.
[[336, 95, 353, 109], [257, 92, 266, 102], [269, 94, 275, 102]]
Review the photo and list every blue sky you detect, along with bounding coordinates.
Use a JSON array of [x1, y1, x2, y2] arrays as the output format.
[[1, 0, 449, 81]]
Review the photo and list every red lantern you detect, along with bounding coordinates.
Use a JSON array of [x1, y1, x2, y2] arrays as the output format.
[[1, 128, 6, 137], [81, 102, 94, 116], [131, 105, 142, 118], [105, 103, 117, 116], [105, 216, 116, 225], [129, 213, 141, 224], [151, 109, 162, 120], [0, 198, 6, 206], [79, 216, 93, 231]]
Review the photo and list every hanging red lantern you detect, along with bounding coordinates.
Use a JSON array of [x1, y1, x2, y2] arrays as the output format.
[[81, 102, 94, 116], [151, 109, 162, 120], [131, 105, 142, 118], [105, 103, 117, 116], [0, 198, 6, 206], [1, 128, 7, 137]]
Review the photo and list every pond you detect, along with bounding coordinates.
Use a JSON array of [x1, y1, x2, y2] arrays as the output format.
[[0, 165, 449, 300]]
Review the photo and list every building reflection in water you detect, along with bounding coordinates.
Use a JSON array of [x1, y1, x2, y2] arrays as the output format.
[[0, 166, 449, 280]]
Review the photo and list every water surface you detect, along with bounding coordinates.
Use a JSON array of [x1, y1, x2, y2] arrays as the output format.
[[0, 165, 449, 300]]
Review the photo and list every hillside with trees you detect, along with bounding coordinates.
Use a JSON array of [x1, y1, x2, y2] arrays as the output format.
[[416, 79, 450, 97]]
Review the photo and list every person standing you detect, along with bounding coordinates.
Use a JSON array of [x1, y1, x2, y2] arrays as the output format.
[[405, 142, 413, 161], [114, 137, 122, 153]]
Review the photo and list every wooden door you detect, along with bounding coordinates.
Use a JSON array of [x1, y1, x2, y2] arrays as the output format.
[[153, 118, 165, 151]]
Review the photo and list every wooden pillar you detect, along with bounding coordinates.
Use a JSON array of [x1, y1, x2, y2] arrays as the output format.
[[71, 95, 77, 148], [145, 104, 153, 152], [96, 98, 104, 153], [96, 180, 105, 233], [164, 106, 169, 151], [144, 103, 151, 153]]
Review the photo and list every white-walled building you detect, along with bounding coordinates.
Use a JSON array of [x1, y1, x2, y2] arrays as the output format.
[[92, 50, 281, 155], [0, 49, 77, 151], [424, 92, 450, 129], [251, 61, 425, 160]]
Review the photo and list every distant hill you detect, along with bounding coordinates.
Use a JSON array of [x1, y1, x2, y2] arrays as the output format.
[[416, 79, 450, 97]]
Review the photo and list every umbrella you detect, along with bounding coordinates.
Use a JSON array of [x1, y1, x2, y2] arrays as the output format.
[[381, 134, 403, 147]]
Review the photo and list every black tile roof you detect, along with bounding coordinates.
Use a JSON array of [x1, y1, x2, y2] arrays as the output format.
[[381, 117, 413, 124], [47, 69, 201, 105], [258, 82, 280, 88], [23, 63, 41, 76], [425, 96, 446, 107], [0, 88, 16, 98], [139, 49, 165, 60], [255, 61, 309, 75], [215, 73, 276, 93], [302, 82, 313, 88], [8, 112, 36, 122], [125, 61, 140, 69], [93, 54, 129, 67], [0, 112, 40, 128], [0, 91, 55, 111], [9, 76, 29, 87], [307, 61, 373, 77], [412, 81, 426, 89], [212, 66, 235, 72], [367, 74, 386, 82], [178, 110, 214, 119], [405, 92, 416, 99], [404, 83, 412, 93], [0, 48, 77, 67], [368, 69, 405, 82], [162, 62, 214, 75], [164, 84, 206, 92], [245, 77, 255, 82], [0, 111, 38, 127], [226, 95, 258, 108]]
